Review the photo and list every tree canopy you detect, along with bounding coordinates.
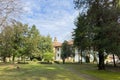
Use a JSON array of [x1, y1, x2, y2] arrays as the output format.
[[0, 22, 53, 62], [73, 0, 120, 69]]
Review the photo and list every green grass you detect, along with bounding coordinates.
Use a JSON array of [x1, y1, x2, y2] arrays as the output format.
[[0, 62, 84, 80], [61, 64, 120, 80], [0, 62, 119, 80]]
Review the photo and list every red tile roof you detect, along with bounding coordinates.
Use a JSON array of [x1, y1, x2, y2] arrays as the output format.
[[53, 42, 62, 47], [67, 40, 73, 45]]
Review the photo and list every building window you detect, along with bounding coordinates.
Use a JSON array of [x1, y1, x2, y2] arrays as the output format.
[[58, 54, 59, 57], [57, 48, 59, 51]]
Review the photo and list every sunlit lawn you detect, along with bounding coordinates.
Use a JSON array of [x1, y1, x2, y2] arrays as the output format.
[[61, 63, 120, 80], [0, 62, 120, 80], [0, 62, 84, 80]]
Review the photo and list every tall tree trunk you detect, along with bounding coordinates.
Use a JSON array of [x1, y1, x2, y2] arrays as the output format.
[[98, 50, 105, 70], [113, 54, 116, 67], [3, 56, 6, 63], [62, 58, 65, 64], [86, 50, 90, 63], [23, 55, 26, 63], [12, 55, 15, 63], [80, 50, 82, 64]]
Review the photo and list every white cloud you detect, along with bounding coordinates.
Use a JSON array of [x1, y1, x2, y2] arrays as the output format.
[[21, 0, 79, 42]]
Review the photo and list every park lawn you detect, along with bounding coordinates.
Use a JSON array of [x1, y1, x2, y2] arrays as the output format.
[[0, 62, 84, 80], [61, 64, 120, 80]]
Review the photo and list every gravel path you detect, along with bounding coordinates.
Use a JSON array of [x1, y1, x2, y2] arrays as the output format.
[[58, 64, 101, 80]]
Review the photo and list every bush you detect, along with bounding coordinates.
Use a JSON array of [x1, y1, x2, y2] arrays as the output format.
[[32, 59, 38, 62], [43, 52, 54, 62], [54, 61, 60, 64]]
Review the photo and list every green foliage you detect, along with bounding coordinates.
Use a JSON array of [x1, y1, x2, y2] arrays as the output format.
[[32, 59, 38, 62], [0, 26, 14, 62], [0, 22, 29, 62], [0, 22, 53, 62], [61, 40, 74, 60], [26, 25, 40, 57], [38, 35, 53, 58], [73, 14, 93, 50], [74, 0, 120, 69], [12, 22, 29, 60], [43, 52, 54, 62]]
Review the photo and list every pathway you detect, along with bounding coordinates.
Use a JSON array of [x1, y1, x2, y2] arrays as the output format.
[[57, 64, 101, 80]]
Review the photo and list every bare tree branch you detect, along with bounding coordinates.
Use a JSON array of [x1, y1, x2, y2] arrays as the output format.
[[0, 0, 23, 28]]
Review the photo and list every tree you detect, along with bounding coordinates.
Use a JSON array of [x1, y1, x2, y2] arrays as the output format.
[[38, 35, 53, 60], [0, 22, 29, 63], [27, 25, 41, 59], [0, 0, 23, 27], [103, 21, 120, 67], [61, 40, 74, 64], [43, 52, 54, 62], [12, 22, 28, 62], [73, 14, 93, 64], [74, 0, 120, 70], [0, 26, 14, 62], [0, 21, 54, 63]]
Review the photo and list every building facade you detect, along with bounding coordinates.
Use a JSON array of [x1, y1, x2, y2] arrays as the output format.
[[53, 37, 62, 61], [53, 37, 79, 62]]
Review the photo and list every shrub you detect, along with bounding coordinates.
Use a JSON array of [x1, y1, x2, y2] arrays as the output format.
[[54, 61, 60, 64], [43, 52, 54, 62], [32, 59, 38, 62]]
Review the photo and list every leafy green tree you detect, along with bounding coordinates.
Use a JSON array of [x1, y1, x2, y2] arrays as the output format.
[[43, 52, 54, 62], [74, 0, 120, 70], [0, 26, 14, 62], [0, 21, 54, 63], [38, 35, 53, 60], [12, 22, 28, 62], [103, 22, 120, 67], [0, 22, 29, 63], [73, 14, 93, 64], [61, 40, 74, 64], [27, 25, 41, 59]]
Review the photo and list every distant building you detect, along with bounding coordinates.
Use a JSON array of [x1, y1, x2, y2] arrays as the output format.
[[52, 37, 98, 63], [105, 54, 119, 64], [52, 37, 79, 62], [53, 37, 62, 61], [53, 38, 120, 64]]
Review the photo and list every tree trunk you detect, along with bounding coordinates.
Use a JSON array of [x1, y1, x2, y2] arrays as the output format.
[[62, 58, 65, 64], [113, 54, 116, 67], [12, 55, 15, 63], [23, 56, 26, 63], [98, 50, 105, 70], [86, 55, 90, 63], [93, 51, 97, 63], [86, 50, 90, 63], [80, 50, 82, 64], [3, 56, 6, 63]]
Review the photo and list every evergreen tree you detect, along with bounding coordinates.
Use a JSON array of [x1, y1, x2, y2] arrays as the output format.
[[61, 40, 74, 64], [74, 0, 120, 69]]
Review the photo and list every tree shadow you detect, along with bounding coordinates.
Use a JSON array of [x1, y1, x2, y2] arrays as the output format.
[[0, 64, 83, 80]]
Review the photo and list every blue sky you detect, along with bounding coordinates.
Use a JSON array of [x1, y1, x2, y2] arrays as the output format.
[[21, 0, 79, 42]]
